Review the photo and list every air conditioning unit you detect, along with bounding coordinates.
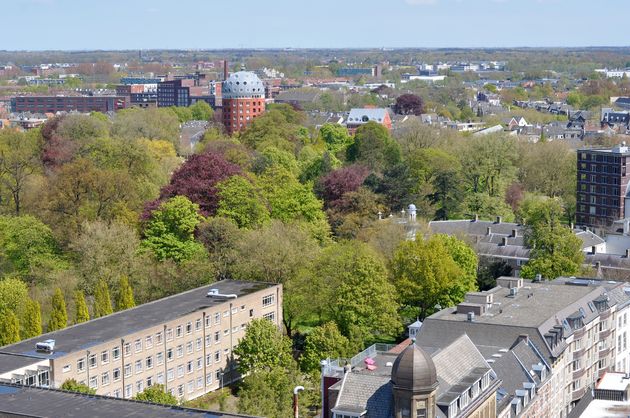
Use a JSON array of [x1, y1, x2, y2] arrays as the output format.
[[36, 339, 55, 353]]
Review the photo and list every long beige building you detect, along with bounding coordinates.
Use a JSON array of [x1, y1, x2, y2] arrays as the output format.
[[0, 280, 282, 401]]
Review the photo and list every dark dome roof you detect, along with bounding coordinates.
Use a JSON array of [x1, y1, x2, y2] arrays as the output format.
[[391, 342, 438, 392]]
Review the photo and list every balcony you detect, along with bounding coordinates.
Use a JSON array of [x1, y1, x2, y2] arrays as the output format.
[[573, 368, 586, 380], [572, 348, 585, 361], [600, 309, 612, 320], [600, 328, 612, 339], [572, 386, 587, 402], [573, 327, 586, 338]]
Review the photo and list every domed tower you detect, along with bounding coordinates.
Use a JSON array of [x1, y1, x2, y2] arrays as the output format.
[[222, 71, 266, 135], [391, 341, 439, 418]]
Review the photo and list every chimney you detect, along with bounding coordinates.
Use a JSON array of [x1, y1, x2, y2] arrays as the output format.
[[595, 261, 601, 270], [486, 226, 492, 235], [467, 312, 475, 322], [592, 246, 597, 255], [502, 237, 508, 246], [625, 249, 630, 258], [512, 229, 518, 238], [223, 60, 228, 81], [517, 334, 530, 345], [495, 216, 502, 224], [473, 214, 479, 222]]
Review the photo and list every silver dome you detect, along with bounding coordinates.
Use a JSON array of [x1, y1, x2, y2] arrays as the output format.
[[222, 71, 265, 99]]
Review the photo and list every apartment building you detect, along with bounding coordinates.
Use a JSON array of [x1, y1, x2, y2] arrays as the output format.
[[417, 277, 630, 418], [10, 95, 128, 113], [0, 280, 282, 402]]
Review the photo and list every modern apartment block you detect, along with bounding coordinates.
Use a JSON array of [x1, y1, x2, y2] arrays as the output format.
[[0, 280, 282, 402], [417, 277, 630, 418], [10, 95, 128, 113], [576, 144, 630, 229]]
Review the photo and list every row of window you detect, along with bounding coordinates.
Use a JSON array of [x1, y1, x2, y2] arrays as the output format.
[[579, 153, 625, 164], [578, 194, 620, 207], [579, 163, 624, 175]]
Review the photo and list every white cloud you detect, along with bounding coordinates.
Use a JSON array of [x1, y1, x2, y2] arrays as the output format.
[[405, 0, 438, 5]]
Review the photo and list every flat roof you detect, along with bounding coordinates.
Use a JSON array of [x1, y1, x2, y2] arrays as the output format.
[[578, 399, 630, 418], [0, 280, 276, 368], [596, 372, 630, 391], [0, 383, 257, 418], [429, 281, 601, 329]]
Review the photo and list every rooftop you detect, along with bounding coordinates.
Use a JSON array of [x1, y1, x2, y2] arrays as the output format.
[[596, 372, 630, 392], [0, 383, 257, 418], [0, 280, 276, 369]]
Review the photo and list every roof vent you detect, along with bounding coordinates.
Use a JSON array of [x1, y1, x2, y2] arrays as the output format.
[[206, 289, 238, 299], [509, 287, 518, 297], [467, 312, 475, 322], [36, 339, 55, 353]]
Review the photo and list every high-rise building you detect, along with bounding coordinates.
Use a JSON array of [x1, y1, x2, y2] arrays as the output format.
[[576, 144, 630, 229], [221, 71, 265, 135]]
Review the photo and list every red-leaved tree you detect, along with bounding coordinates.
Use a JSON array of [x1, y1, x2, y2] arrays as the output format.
[[317, 165, 370, 209]]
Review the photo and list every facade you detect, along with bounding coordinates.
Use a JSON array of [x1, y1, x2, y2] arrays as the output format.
[[0, 280, 282, 403], [417, 277, 630, 417], [157, 79, 196, 107], [576, 144, 630, 229], [10, 95, 128, 113], [221, 71, 266, 135]]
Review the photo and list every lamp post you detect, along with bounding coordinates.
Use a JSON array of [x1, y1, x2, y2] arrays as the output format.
[[293, 385, 305, 418]]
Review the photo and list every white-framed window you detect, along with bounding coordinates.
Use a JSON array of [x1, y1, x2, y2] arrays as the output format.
[[156, 332, 163, 345], [113, 388, 121, 398], [125, 384, 132, 398], [214, 312, 220, 324], [157, 352, 164, 366], [124, 364, 132, 378], [205, 315, 211, 328], [145, 336, 153, 349], [196, 357, 202, 370], [195, 319, 202, 331], [89, 376, 98, 389], [196, 338, 202, 351], [101, 371, 110, 386], [146, 356, 153, 369], [157, 372, 164, 385], [223, 310, 229, 318], [176, 325, 183, 338], [186, 341, 193, 354], [205, 335, 211, 347], [136, 380, 143, 393], [176, 345, 184, 358], [187, 361, 193, 374], [263, 311, 275, 322], [113, 368, 121, 382], [167, 348, 173, 362], [112, 346, 120, 360], [166, 328, 173, 341], [196, 377, 203, 389], [177, 365, 184, 378], [101, 350, 109, 365], [124, 342, 131, 356], [206, 374, 212, 385], [76, 358, 85, 373], [186, 322, 192, 335], [177, 384, 184, 397], [167, 368, 174, 382], [223, 329, 229, 336], [134, 339, 142, 352], [135, 359, 143, 374], [206, 354, 212, 366], [63, 364, 71, 373], [214, 350, 221, 363], [187, 380, 194, 393], [262, 294, 274, 307], [146, 375, 153, 387], [214, 331, 220, 343], [88, 354, 97, 369]]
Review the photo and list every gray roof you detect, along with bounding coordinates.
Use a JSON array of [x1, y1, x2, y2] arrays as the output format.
[[0, 383, 256, 418], [275, 89, 321, 103], [334, 373, 393, 418], [0, 281, 276, 371], [222, 71, 265, 99], [347, 108, 389, 125]]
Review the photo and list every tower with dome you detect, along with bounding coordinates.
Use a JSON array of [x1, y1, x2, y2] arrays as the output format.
[[221, 70, 266, 135]]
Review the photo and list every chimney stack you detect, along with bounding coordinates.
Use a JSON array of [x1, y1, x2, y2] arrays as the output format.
[[223, 60, 228, 81], [592, 246, 597, 255], [512, 229, 518, 238], [495, 216, 502, 224], [625, 249, 630, 258], [473, 214, 479, 222], [486, 227, 492, 235], [502, 236, 508, 246]]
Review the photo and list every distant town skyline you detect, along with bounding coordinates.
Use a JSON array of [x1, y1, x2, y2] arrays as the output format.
[[4, 0, 630, 51]]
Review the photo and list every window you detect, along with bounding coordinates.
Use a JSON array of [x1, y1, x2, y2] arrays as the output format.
[[177, 384, 184, 397], [177, 345, 184, 358], [223, 329, 229, 336], [197, 377, 203, 389], [146, 375, 153, 387], [146, 336, 153, 349], [187, 360, 193, 374], [231, 307, 238, 314], [196, 338, 202, 351], [262, 294, 274, 307], [167, 348, 174, 361], [186, 341, 193, 354], [101, 350, 109, 365], [77, 358, 86, 373], [113, 368, 121, 382], [88, 354, 97, 369], [113, 389, 121, 398], [135, 359, 143, 374], [134, 339, 142, 352], [205, 335, 211, 347], [157, 372, 164, 385], [166, 328, 173, 341], [214, 331, 220, 343], [206, 354, 212, 366], [63, 364, 71, 373], [206, 374, 212, 385], [195, 319, 202, 331], [249, 309, 254, 318], [156, 332, 163, 345], [223, 310, 229, 318], [215, 350, 221, 363], [177, 365, 184, 378], [112, 346, 120, 360], [167, 368, 174, 382], [89, 376, 98, 389], [232, 326, 238, 333], [196, 357, 203, 370], [214, 312, 220, 324], [124, 364, 132, 378], [186, 322, 192, 335], [205, 315, 211, 328], [157, 352, 164, 366], [176, 325, 183, 338], [124, 342, 131, 356], [263, 311, 275, 322], [125, 384, 132, 398], [146, 356, 153, 369], [187, 380, 194, 393], [101, 372, 110, 386], [136, 380, 143, 393]]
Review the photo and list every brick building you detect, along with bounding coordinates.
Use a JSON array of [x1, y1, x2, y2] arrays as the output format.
[[221, 71, 266, 135], [10, 95, 128, 113], [576, 144, 630, 229], [0, 280, 282, 402]]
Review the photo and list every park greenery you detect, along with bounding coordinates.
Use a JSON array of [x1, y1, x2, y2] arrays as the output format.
[[0, 95, 589, 416]]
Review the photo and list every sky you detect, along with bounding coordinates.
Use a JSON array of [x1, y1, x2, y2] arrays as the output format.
[[3, 0, 630, 50]]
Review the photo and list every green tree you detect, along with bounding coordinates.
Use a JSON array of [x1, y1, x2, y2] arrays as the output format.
[[48, 288, 68, 331], [303, 241, 401, 347], [60, 379, 96, 395], [233, 318, 294, 375], [141, 196, 206, 262], [216, 175, 270, 229], [169, 106, 193, 123], [319, 123, 353, 155], [0, 278, 28, 315], [115, 276, 135, 311], [432, 234, 479, 299], [0, 309, 20, 345], [93, 279, 113, 318], [133, 384, 178, 405], [392, 235, 477, 319], [519, 196, 584, 280], [21, 298, 42, 339], [301, 322, 352, 374], [189, 100, 214, 121], [112, 108, 180, 148], [0, 129, 41, 215], [73, 290, 90, 324], [346, 121, 401, 172]]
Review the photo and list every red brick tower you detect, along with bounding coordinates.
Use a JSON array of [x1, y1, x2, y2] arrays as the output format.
[[222, 71, 266, 135]]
